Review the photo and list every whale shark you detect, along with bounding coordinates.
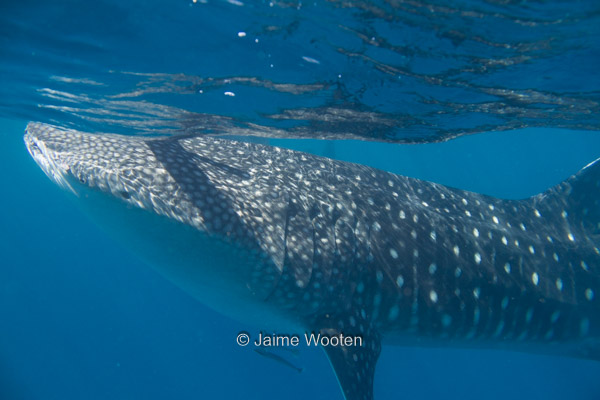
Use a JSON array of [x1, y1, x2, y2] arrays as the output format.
[[24, 122, 600, 400]]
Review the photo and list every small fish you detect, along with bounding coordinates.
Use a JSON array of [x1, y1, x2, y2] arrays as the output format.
[[254, 348, 303, 373]]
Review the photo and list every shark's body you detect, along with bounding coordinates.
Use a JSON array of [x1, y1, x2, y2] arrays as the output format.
[[25, 122, 600, 400]]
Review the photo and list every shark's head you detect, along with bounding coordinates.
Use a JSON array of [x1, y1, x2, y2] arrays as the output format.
[[24, 122, 241, 234], [24, 122, 286, 325], [24, 122, 172, 208]]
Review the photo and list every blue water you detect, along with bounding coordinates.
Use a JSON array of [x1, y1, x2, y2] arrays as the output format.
[[1, 0, 600, 399]]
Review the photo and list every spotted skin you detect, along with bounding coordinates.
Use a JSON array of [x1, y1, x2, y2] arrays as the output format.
[[24, 122, 600, 400]]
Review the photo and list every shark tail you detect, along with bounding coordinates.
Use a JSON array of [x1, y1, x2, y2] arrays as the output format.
[[533, 157, 600, 241]]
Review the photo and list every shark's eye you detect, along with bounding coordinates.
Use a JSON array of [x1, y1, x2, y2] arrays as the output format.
[[119, 191, 131, 199], [78, 174, 86, 184]]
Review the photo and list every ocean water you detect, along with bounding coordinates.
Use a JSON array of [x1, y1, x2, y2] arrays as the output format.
[[1, 1, 600, 399]]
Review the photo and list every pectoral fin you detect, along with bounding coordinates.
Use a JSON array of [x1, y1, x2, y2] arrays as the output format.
[[315, 311, 381, 400]]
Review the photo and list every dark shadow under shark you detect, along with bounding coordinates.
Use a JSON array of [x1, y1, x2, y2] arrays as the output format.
[[24, 122, 600, 400]]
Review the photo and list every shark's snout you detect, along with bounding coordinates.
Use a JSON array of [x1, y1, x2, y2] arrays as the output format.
[[24, 124, 76, 194]]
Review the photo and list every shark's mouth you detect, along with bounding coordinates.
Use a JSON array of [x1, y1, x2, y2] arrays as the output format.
[[24, 132, 77, 195]]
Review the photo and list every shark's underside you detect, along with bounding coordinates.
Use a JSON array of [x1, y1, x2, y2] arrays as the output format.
[[24, 122, 600, 400]]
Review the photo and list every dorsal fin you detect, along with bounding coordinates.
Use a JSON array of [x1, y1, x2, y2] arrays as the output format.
[[532, 157, 600, 236], [313, 310, 381, 400]]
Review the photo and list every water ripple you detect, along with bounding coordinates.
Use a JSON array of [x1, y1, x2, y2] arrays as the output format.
[[1, 0, 598, 142]]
